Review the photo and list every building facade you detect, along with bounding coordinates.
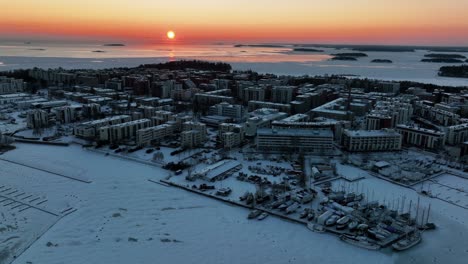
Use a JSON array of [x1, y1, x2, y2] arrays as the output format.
[[341, 129, 402, 152], [256, 128, 334, 153]]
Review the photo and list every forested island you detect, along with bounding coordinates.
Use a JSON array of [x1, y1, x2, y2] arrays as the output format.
[[138, 60, 232, 72], [234, 44, 285, 48], [103, 43, 125, 46], [422, 58, 464, 63], [371, 59, 393, 63], [424, 54, 466, 59], [438, 65, 468, 78], [331, 52, 368, 57], [422, 53, 466, 63], [293, 48, 324, 52], [330, 56, 357, 61]]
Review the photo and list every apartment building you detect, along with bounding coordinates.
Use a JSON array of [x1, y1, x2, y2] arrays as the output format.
[[341, 129, 402, 152]]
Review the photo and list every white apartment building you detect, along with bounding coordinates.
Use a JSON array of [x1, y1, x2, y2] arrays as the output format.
[[271, 86, 295, 104], [181, 130, 206, 148], [243, 87, 265, 102], [53, 105, 80, 124], [342, 129, 402, 152], [219, 123, 245, 148], [27, 109, 49, 129], [0, 77, 25, 95], [245, 108, 288, 137], [396, 125, 446, 150], [256, 128, 334, 153], [74, 115, 131, 139], [446, 123, 468, 145], [208, 102, 245, 120], [136, 124, 173, 146], [99, 119, 151, 142]]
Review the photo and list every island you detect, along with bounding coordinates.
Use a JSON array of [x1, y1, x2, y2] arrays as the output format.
[[371, 59, 393, 63], [28, 48, 46, 51], [424, 54, 466, 59], [438, 65, 468, 78], [331, 52, 368, 57], [92, 50, 106, 53], [292, 48, 324, 52], [138, 60, 232, 72], [103, 43, 125, 47], [422, 58, 464, 63], [330, 56, 357, 61], [234, 44, 285, 48]]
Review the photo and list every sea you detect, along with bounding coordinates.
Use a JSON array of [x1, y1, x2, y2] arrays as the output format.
[[1, 42, 468, 86]]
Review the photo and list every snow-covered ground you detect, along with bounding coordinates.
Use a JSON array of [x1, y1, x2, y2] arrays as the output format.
[[0, 143, 467, 263]]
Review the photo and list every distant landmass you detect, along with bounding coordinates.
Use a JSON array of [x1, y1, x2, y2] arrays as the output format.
[[371, 59, 393, 63], [422, 58, 464, 63], [92, 50, 106, 53], [330, 56, 357, 61], [291, 44, 468, 53], [103, 43, 125, 46], [292, 48, 324, 52], [138, 60, 232, 72], [234, 44, 285, 48], [428, 47, 468, 53], [424, 54, 466, 59], [439, 65, 468, 78], [332, 52, 368, 57], [28, 48, 46, 51]]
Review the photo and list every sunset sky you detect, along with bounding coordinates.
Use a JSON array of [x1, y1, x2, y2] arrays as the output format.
[[2, 0, 468, 45]]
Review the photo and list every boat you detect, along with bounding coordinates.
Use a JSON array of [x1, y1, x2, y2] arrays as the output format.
[[348, 221, 359, 230], [337, 216, 350, 225], [392, 232, 421, 251], [307, 222, 325, 233], [216, 187, 232, 196], [285, 202, 300, 214], [270, 199, 284, 209], [248, 210, 262, 219], [257, 212, 269, 220], [239, 192, 250, 201], [325, 215, 340, 226], [368, 228, 388, 240], [307, 211, 316, 221], [357, 224, 369, 231], [278, 200, 294, 211], [299, 209, 309, 219], [340, 235, 381, 250]]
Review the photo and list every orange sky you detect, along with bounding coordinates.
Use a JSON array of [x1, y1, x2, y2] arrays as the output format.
[[2, 0, 468, 45]]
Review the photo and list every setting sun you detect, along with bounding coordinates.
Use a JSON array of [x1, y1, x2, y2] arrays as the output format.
[[167, 31, 175, 40]]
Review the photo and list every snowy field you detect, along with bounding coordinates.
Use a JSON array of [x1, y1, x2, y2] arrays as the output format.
[[0, 143, 467, 263]]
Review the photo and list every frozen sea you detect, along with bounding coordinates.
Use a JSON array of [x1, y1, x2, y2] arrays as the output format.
[[0, 42, 468, 86], [1, 143, 468, 264]]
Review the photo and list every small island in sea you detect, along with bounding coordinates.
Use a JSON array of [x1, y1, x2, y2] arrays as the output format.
[[28, 48, 46, 51], [439, 65, 468, 78], [92, 50, 106, 53], [103, 43, 125, 47], [422, 58, 464, 63], [234, 44, 285, 48], [331, 52, 368, 57], [422, 53, 466, 63], [330, 52, 367, 61], [330, 56, 358, 61], [292, 48, 324, 52], [424, 53, 466, 59], [371, 59, 393, 63]]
